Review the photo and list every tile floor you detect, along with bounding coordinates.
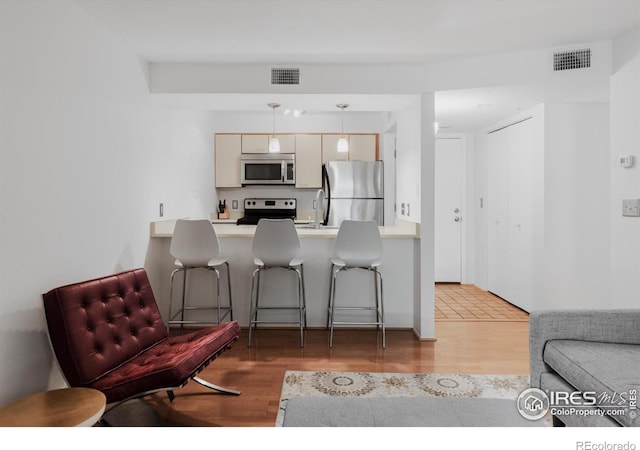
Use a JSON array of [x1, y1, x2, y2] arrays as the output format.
[[435, 283, 529, 321]]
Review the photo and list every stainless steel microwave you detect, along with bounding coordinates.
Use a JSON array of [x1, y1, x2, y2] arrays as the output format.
[[241, 153, 295, 185]]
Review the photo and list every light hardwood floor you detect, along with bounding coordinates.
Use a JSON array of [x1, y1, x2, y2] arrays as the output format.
[[130, 318, 529, 427]]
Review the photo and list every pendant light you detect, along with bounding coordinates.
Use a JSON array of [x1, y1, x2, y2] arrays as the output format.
[[268, 103, 281, 153], [336, 103, 349, 153]]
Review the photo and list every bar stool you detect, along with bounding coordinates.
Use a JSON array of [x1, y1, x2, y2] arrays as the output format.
[[327, 220, 385, 348], [168, 219, 233, 327], [248, 218, 307, 347]]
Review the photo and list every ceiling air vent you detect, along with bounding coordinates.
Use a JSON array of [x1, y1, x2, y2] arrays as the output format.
[[553, 48, 591, 71], [271, 68, 300, 85]]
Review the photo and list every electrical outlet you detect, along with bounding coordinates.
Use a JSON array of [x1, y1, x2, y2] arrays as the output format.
[[232, 200, 238, 210], [622, 199, 640, 217], [159, 203, 164, 217], [401, 203, 406, 215]]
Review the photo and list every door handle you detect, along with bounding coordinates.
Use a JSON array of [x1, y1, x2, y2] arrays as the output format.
[[454, 216, 461, 222], [454, 208, 460, 213]]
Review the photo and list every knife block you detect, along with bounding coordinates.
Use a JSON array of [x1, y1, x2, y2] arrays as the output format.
[[218, 207, 230, 219]]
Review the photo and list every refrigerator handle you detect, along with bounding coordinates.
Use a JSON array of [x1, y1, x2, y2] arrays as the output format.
[[322, 164, 330, 226]]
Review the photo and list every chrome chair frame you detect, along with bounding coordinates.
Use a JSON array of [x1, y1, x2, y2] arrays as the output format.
[[168, 262, 234, 327], [327, 264, 385, 348], [248, 263, 307, 348]]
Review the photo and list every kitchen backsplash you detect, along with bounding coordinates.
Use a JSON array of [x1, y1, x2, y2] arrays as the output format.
[[215, 186, 321, 220]]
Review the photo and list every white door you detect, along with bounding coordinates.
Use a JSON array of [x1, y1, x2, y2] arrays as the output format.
[[487, 129, 510, 299], [507, 119, 534, 311], [435, 138, 463, 282], [486, 118, 534, 311]]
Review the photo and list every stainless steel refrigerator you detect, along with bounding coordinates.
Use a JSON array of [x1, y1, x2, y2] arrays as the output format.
[[322, 161, 384, 227]]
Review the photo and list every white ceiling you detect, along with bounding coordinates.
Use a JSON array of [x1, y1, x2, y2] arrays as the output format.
[[76, 0, 640, 131]]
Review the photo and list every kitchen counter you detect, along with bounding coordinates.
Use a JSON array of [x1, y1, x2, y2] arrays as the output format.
[[145, 216, 419, 332], [150, 218, 419, 239]]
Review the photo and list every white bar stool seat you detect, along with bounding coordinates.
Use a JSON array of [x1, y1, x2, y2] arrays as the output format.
[[168, 219, 234, 327], [248, 218, 307, 347], [327, 220, 385, 348]]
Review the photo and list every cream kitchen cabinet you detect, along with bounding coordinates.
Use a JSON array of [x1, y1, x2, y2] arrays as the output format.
[[274, 134, 295, 153], [241, 134, 295, 153], [322, 134, 378, 162], [322, 134, 349, 162], [215, 134, 242, 188], [295, 134, 322, 188], [241, 134, 269, 153], [348, 134, 377, 161]]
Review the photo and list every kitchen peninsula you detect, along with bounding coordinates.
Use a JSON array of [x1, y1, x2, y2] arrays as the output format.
[[146, 219, 420, 334]]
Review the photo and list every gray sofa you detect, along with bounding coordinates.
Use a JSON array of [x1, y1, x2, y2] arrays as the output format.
[[530, 309, 640, 427]]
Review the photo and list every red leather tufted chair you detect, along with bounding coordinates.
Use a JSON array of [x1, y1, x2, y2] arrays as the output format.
[[42, 268, 240, 416]]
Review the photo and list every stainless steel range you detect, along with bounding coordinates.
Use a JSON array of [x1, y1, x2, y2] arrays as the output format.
[[236, 198, 297, 225]]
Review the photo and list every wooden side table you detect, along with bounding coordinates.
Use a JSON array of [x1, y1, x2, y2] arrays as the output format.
[[0, 387, 106, 427]]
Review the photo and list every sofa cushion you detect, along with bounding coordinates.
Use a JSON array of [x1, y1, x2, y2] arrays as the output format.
[[90, 321, 240, 403], [543, 340, 640, 427]]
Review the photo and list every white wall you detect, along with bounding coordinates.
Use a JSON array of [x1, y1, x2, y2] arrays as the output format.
[[0, 1, 198, 406], [609, 26, 640, 305], [150, 39, 614, 95], [469, 102, 610, 311], [166, 110, 218, 220], [395, 100, 422, 222], [541, 103, 610, 309]]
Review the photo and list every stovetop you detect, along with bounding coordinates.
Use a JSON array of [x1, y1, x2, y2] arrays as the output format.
[[236, 198, 297, 225]]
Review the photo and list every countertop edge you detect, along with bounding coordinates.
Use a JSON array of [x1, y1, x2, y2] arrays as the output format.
[[150, 218, 420, 239]]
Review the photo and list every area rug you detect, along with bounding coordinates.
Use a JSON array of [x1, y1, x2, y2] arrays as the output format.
[[276, 370, 530, 426]]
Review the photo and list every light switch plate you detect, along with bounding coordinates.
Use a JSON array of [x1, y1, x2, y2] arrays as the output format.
[[622, 199, 640, 217]]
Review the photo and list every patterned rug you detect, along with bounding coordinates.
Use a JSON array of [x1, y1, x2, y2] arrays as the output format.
[[276, 370, 530, 426]]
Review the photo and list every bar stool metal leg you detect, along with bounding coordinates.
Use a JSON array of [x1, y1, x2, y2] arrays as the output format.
[[180, 268, 189, 326], [328, 266, 344, 348], [326, 265, 335, 329], [225, 261, 234, 321], [375, 269, 385, 349], [300, 264, 308, 329], [295, 267, 304, 348], [213, 267, 221, 323], [248, 268, 261, 347], [168, 267, 183, 324]]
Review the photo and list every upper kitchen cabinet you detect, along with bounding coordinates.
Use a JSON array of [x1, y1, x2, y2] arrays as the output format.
[[322, 133, 378, 162], [215, 134, 242, 188], [274, 134, 295, 153], [322, 134, 349, 162], [241, 134, 269, 153], [241, 134, 295, 153], [295, 134, 322, 188], [348, 134, 378, 161]]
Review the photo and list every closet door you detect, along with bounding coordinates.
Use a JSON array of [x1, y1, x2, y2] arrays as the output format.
[[507, 119, 534, 311], [487, 129, 510, 300], [487, 118, 535, 312]]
